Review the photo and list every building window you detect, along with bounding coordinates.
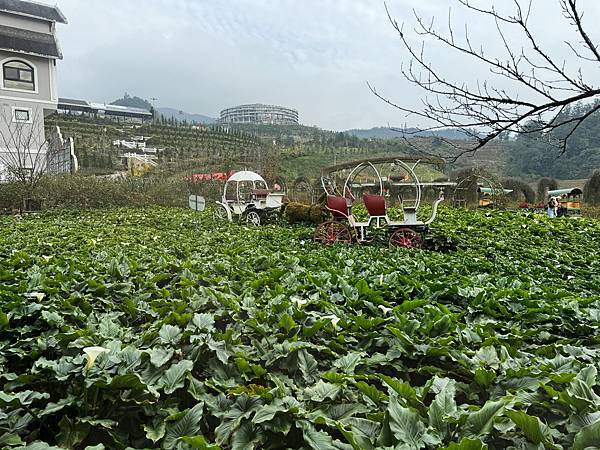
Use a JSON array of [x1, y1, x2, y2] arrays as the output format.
[[13, 107, 32, 123], [3, 60, 35, 91]]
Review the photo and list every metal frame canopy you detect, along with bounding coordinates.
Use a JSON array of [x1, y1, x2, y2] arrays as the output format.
[[320, 155, 446, 177], [320, 156, 447, 212]]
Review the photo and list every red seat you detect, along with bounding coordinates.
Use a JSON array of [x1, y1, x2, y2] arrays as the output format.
[[326, 195, 349, 219], [363, 194, 386, 216]]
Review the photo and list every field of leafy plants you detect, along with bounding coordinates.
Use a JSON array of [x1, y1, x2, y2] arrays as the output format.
[[1, 207, 600, 450]]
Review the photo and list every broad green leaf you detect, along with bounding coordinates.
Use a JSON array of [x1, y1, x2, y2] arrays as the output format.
[[380, 375, 418, 406], [163, 402, 204, 450], [57, 416, 90, 449], [442, 438, 488, 449], [573, 420, 600, 450], [577, 365, 597, 387], [253, 397, 298, 424], [207, 338, 229, 364], [180, 435, 221, 449], [148, 347, 174, 367], [505, 410, 547, 445], [396, 300, 428, 313], [388, 393, 435, 448], [356, 381, 387, 404], [463, 399, 506, 438], [305, 381, 341, 402], [474, 368, 496, 388], [109, 373, 148, 391], [231, 421, 261, 450], [298, 420, 340, 450], [191, 313, 215, 331], [0, 390, 50, 406], [279, 313, 296, 333], [428, 378, 457, 439], [143, 421, 166, 443], [0, 433, 23, 447], [159, 324, 182, 345], [159, 360, 194, 394], [333, 352, 364, 374], [14, 442, 63, 450], [298, 349, 319, 382], [215, 396, 262, 445], [566, 378, 600, 412], [474, 346, 500, 369]]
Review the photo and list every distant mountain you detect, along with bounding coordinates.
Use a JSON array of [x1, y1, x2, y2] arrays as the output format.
[[157, 107, 215, 125], [111, 93, 152, 110], [345, 126, 475, 140]]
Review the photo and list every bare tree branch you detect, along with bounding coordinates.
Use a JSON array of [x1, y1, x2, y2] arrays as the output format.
[[0, 107, 48, 210], [374, 0, 600, 159]]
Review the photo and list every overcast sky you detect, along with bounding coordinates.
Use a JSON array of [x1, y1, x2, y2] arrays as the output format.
[[46, 0, 600, 130]]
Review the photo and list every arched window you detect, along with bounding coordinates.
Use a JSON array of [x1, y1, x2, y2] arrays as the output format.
[[3, 60, 35, 91]]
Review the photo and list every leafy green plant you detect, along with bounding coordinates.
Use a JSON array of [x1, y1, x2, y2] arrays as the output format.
[[1, 207, 600, 448]]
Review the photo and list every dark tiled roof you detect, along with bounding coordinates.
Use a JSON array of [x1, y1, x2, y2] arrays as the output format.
[[0, 24, 61, 58], [58, 98, 89, 106], [0, 0, 67, 23]]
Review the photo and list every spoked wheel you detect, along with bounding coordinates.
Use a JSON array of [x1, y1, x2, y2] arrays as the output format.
[[214, 205, 229, 221], [389, 228, 423, 249], [244, 210, 261, 226], [314, 221, 353, 245]]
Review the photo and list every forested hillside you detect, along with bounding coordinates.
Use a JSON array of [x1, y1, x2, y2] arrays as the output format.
[[508, 101, 600, 179]]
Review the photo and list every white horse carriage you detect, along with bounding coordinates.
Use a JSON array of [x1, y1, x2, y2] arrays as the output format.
[[214, 171, 285, 226]]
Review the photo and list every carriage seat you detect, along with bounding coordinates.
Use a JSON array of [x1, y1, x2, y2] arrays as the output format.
[[363, 194, 387, 217], [403, 206, 418, 223], [253, 189, 270, 200], [326, 195, 350, 219]]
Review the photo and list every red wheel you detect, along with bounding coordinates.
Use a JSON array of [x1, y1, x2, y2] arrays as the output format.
[[389, 228, 422, 248], [314, 221, 353, 245]]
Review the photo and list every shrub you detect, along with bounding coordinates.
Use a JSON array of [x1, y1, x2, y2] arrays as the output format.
[[0, 174, 192, 210], [502, 178, 536, 203], [584, 170, 600, 206], [282, 202, 324, 224], [537, 177, 558, 202], [452, 168, 488, 206]]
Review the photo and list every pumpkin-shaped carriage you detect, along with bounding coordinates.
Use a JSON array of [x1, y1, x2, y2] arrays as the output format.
[[214, 171, 285, 226]]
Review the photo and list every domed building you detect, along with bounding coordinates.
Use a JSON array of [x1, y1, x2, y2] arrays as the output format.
[[219, 103, 298, 125]]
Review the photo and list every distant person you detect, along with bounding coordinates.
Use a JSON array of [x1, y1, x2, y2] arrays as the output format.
[[547, 196, 558, 218]]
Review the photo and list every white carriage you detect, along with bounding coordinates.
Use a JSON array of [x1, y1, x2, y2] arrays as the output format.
[[214, 171, 285, 226], [315, 158, 445, 247]]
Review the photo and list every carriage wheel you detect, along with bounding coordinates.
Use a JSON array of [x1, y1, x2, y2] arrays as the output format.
[[245, 211, 261, 226], [214, 205, 229, 221], [314, 221, 352, 244], [389, 228, 422, 249]]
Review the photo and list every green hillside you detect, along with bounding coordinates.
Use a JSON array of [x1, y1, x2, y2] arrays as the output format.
[[45, 115, 275, 178], [45, 116, 455, 182], [51, 114, 600, 184]]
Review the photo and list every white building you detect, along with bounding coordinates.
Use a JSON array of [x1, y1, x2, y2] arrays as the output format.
[[0, 0, 67, 180]]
